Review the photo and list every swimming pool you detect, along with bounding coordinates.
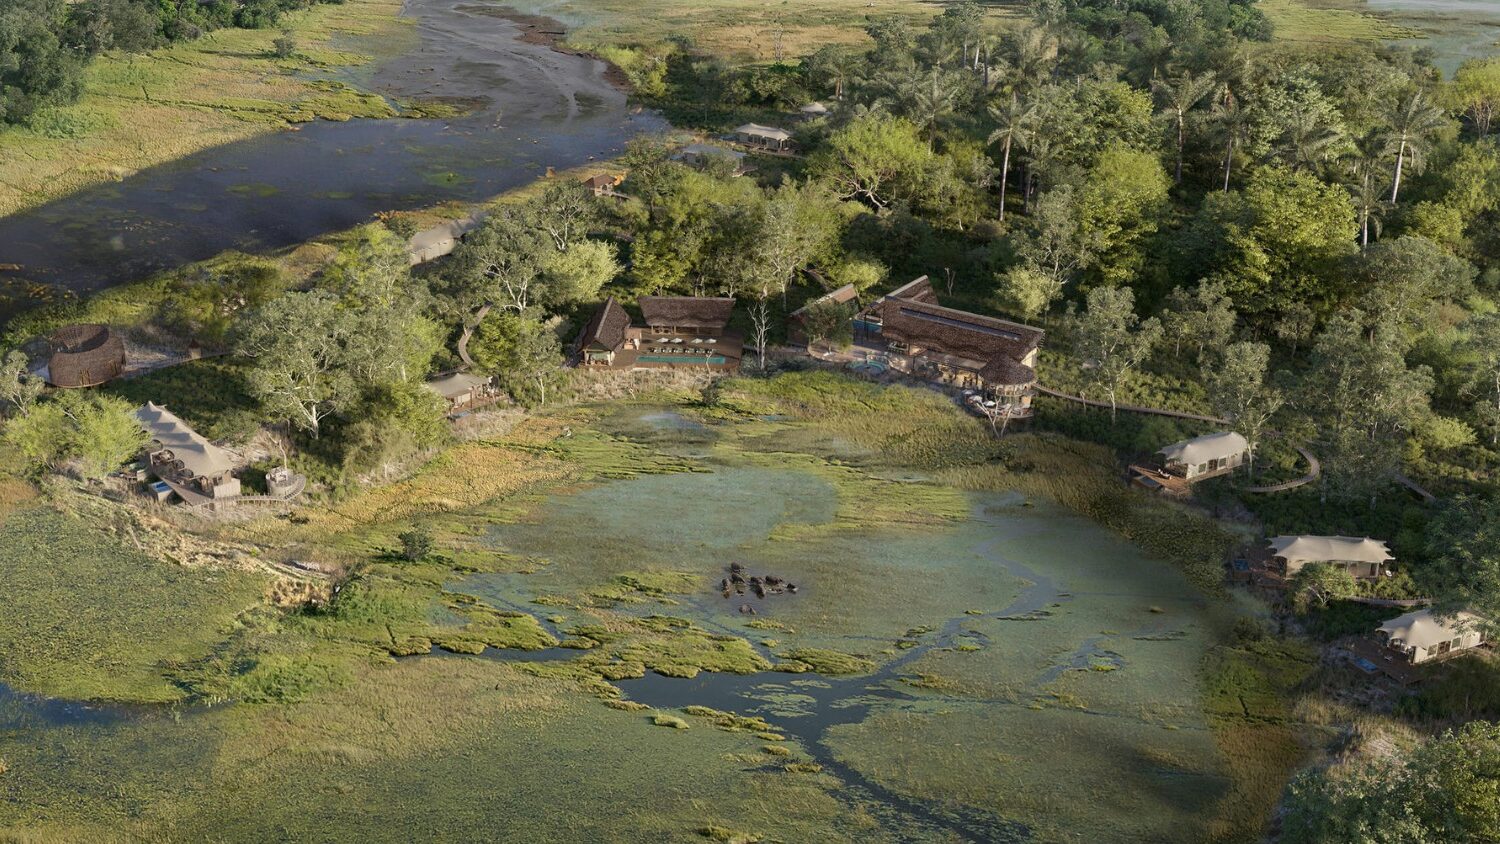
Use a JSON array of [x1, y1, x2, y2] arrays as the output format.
[[638, 354, 728, 365]]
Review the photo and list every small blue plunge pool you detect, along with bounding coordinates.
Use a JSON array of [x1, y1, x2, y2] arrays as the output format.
[[638, 354, 728, 365]]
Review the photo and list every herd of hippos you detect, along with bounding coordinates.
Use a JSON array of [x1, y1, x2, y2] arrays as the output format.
[[720, 562, 797, 615]]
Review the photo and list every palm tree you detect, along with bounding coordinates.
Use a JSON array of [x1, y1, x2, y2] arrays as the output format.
[[905, 68, 963, 149], [977, 35, 1007, 89], [1007, 25, 1059, 93], [1211, 87, 1252, 192], [1276, 105, 1346, 173], [1383, 87, 1448, 203], [987, 93, 1037, 221], [1347, 130, 1392, 249], [1022, 131, 1061, 213], [1152, 70, 1217, 184]]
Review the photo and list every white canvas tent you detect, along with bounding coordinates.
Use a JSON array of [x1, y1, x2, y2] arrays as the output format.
[[1378, 610, 1486, 664], [1269, 535, 1393, 579], [1159, 431, 1249, 480]]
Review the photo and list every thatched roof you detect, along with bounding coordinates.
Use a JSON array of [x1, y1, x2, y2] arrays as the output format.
[[1267, 536, 1393, 565], [46, 324, 125, 388], [886, 275, 939, 304], [789, 284, 859, 319], [871, 295, 1043, 386], [135, 402, 234, 480], [580, 296, 630, 350], [638, 296, 736, 330], [1380, 610, 1485, 649], [1160, 431, 1249, 465]]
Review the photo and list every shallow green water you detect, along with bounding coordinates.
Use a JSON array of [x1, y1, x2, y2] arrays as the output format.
[[0, 411, 1252, 842], [461, 428, 1244, 842]]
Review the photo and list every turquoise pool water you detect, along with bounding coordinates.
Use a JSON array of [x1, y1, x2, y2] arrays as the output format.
[[638, 354, 728, 364]]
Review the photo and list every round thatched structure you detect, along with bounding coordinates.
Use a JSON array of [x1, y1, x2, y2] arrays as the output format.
[[47, 324, 126, 388]]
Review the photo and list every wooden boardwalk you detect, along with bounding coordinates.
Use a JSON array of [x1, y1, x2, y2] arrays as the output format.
[[1037, 386, 1323, 494]]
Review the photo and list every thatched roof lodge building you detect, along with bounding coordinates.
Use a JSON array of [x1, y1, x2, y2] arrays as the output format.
[[1268, 535, 1393, 580], [583, 173, 624, 197], [1378, 609, 1487, 664], [639, 296, 735, 335], [46, 324, 126, 388], [855, 276, 1044, 416], [135, 402, 240, 506], [576, 296, 742, 372]]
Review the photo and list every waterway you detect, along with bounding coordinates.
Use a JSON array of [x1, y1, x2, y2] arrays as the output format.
[[1366, 0, 1500, 76], [0, 0, 664, 317]]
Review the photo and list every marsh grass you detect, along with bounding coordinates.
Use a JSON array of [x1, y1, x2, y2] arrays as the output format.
[[1259, 0, 1421, 42], [0, 506, 267, 701]]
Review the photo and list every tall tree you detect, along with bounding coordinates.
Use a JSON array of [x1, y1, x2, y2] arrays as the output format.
[[469, 313, 564, 408], [1353, 235, 1475, 335], [1210, 87, 1253, 191], [1301, 312, 1432, 502], [1461, 313, 1500, 446], [1011, 185, 1090, 295], [0, 350, 43, 417], [1346, 130, 1391, 250], [900, 68, 964, 149], [1152, 70, 1217, 184], [233, 291, 361, 439], [809, 112, 933, 209], [442, 209, 551, 367], [1068, 285, 1162, 421], [1075, 144, 1170, 285], [1383, 87, 1448, 203], [987, 92, 1036, 221], [1163, 280, 1236, 361], [1206, 341, 1284, 479], [1450, 57, 1500, 137]]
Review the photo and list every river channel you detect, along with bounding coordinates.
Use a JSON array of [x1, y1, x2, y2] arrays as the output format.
[[0, 0, 664, 317]]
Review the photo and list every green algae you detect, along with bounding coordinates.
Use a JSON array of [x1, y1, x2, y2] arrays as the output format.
[[775, 648, 876, 676]]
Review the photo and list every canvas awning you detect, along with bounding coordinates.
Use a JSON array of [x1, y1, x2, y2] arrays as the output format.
[[1379, 610, 1484, 649], [425, 372, 490, 400], [675, 143, 745, 161], [734, 123, 793, 142], [1159, 431, 1249, 465], [1267, 535, 1393, 565], [135, 402, 234, 479]]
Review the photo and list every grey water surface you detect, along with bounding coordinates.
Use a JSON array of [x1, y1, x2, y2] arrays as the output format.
[[0, 0, 664, 319]]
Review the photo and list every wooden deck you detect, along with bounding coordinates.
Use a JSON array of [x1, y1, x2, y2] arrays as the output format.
[[1129, 464, 1193, 497]]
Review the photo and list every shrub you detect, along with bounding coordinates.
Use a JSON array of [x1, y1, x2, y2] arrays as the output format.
[[397, 527, 432, 561]]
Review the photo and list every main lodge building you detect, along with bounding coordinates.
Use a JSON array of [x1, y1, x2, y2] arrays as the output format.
[[854, 276, 1044, 417], [577, 295, 743, 372]]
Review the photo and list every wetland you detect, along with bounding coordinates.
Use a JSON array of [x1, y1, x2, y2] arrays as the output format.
[[0, 375, 1303, 842]]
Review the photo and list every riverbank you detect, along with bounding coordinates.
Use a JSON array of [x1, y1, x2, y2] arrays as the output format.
[[0, 0, 656, 312], [0, 0, 417, 220]]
